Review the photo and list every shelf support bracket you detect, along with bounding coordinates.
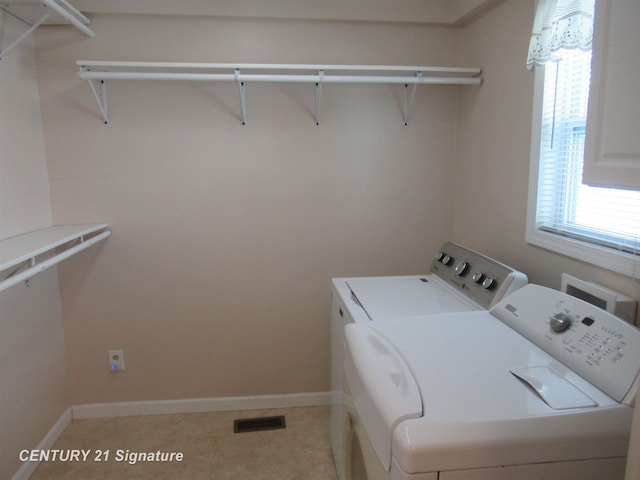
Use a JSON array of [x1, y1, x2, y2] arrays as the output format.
[[314, 70, 324, 125], [403, 72, 422, 125], [0, 12, 51, 60], [236, 69, 247, 125], [81, 67, 109, 124]]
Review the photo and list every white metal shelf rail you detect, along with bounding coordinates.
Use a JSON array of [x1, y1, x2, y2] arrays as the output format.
[[0, 224, 110, 293], [77, 61, 482, 125], [0, 0, 93, 59]]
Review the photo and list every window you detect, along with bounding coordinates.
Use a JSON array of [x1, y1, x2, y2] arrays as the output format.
[[527, 43, 640, 278]]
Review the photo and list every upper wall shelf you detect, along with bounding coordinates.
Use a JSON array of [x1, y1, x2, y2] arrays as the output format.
[[0, 0, 93, 59], [0, 224, 110, 293], [76, 61, 483, 125]]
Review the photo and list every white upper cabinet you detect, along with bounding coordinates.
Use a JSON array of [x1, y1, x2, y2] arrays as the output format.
[[583, 0, 640, 190]]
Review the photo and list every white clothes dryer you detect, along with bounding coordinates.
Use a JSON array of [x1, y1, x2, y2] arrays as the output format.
[[331, 242, 527, 479], [344, 284, 640, 480]]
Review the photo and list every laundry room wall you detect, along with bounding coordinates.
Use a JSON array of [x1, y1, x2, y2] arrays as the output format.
[[0, 11, 70, 480], [454, 0, 640, 323], [33, 14, 464, 404]]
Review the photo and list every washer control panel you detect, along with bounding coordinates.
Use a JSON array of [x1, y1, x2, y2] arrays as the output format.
[[430, 242, 528, 308], [493, 284, 640, 404]]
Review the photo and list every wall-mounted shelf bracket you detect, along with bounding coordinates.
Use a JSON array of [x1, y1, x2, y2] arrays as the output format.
[[403, 72, 422, 125], [81, 67, 109, 124], [0, 11, 50, 59], [0, 0, 93, 59], [0, 224, 110, 293], [76, 62, 482, 125], [315, 70, 324, 125], [235, 68, 247, 125]]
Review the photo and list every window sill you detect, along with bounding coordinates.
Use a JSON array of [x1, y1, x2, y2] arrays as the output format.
[[526, 225, 640, 279]]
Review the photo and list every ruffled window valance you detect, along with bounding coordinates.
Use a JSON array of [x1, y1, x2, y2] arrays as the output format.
[[527, 0, 595, 70]]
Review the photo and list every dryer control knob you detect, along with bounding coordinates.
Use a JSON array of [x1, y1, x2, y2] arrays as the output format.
[[435, 251, 446, 262], [442, 255, 453, 266], [550, 313, 572, 333], [482, 277, 495, 289], [454, 261, 469, 276], [472, 272, 484, 284]]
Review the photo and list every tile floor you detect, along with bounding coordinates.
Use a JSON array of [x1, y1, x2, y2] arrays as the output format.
[[30, 406, 337, 479]]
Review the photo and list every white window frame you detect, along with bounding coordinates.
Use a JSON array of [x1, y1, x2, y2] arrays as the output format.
[[526, 66, 640, 279]]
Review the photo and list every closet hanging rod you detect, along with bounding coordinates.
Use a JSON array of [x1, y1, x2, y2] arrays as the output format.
[[0, 228, 110, 293], [78, 70, 481, 85], [77, 61, 481, 75], [77, 61, 482, 85], [41, 0, 94, 37], [53, 0, 91, 24], [0, 1, 94, 35], [76, 61, 482, 124]]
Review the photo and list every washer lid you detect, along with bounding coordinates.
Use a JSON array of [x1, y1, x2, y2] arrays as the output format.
[[366, 312, 630, 473], [346, 275, 478, 321], [371, 312, 618, 424]]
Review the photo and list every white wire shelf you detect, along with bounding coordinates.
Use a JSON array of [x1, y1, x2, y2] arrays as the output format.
[[0, 0, 93, 59], [76, 61, 483, 125], [0, 224, 110, 293]]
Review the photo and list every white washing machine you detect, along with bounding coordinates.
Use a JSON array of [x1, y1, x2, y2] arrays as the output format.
[[344, 284, 640, 480], [331, 242, 528, 479]]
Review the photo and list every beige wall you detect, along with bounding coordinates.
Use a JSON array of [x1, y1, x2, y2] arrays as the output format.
[[71, 0, 503, 25], [0, 16, 52, 238], [34, 15, 461, 404], [454, 0, 640, 323], [0, 11, 69, 480], [3, 1, 639, 476]]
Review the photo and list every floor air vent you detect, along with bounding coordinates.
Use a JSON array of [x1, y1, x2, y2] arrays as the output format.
[[233, 415, 286, 433]]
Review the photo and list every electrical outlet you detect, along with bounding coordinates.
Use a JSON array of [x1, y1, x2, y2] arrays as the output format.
[[108, 349, 125, 371]]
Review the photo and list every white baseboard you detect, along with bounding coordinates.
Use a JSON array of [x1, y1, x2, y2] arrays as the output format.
[[72, 391, 332, 419], [11, 407, 72, 480]]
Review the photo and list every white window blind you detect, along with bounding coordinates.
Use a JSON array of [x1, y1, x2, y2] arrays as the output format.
[[531, 45, 640, 275], [537, 46, 640, 255], [528, 0, 640, 277]]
